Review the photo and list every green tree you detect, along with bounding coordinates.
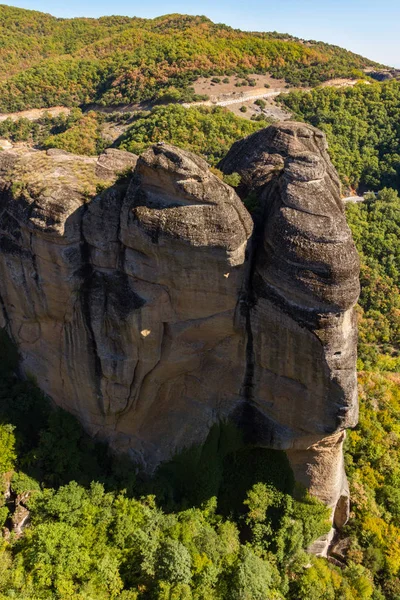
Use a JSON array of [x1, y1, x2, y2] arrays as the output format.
[[230, 547, 280, 600], [118, 104, 265, 165], [156, 539, 192, 585], [0, 424, 16, 473]]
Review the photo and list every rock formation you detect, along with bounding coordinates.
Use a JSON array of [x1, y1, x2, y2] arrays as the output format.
[[220, 123, 360, 538], [0, 123, 360, 547]]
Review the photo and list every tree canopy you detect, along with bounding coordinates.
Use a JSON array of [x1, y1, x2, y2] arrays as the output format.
[[279, 81, 400, 193], [0, 5, 379, 112], [117, 104, 266, 164]]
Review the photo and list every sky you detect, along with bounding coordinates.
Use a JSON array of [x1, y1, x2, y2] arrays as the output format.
[[2, 0, 400, 68]]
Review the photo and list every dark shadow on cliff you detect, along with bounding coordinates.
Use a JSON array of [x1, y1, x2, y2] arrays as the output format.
[[0, 329, 138, 494], [0, 329, 296, 518], [145, 426, 295, 519]]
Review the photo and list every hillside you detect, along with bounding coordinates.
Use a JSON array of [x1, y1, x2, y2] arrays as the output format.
[[0, 5, 381, 112], [278, 81, 400, 193], [0, 6, 399, 599]]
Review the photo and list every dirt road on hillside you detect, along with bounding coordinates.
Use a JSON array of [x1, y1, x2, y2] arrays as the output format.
[[0, 106, 70, 122]]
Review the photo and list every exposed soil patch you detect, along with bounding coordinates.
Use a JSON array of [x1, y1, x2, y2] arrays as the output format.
[[193, 73, 288, 100], [0, 106, 70, 122], [224, 99, 291, 121], [320, 78, 366, 88]]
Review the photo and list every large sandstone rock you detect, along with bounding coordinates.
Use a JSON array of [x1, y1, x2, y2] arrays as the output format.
[[220, 123, 359, 532], [0, 124, 359, 544]]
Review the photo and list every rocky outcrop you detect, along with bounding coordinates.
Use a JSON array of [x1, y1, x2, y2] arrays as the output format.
[[1, 472, 31, 538], [365, 68, 400, 82], [0, 123, 360, 541], [220, 123, 359, 532]]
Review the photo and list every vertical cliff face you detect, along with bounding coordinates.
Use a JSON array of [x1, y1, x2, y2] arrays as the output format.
[[0, 123, 360, 544], [0, 144, 253, 467], [220, 123, 360, 538]]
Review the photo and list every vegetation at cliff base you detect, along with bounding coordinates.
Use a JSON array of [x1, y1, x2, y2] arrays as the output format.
[[2, 331, 383, 600], [2, 331, 398, 598], [345, 372, 400, 599]]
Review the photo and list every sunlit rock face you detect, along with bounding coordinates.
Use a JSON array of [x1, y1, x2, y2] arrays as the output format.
[[0, 144, 253, 467], [220, 122, 360, 540], [0, 124, 359, 547]]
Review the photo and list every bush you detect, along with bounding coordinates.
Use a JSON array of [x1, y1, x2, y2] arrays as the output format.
[[255, 99, 266, 109], [251, 114, 269, 121], [223, 172, 241, 187], [0, 424, 16, 473]]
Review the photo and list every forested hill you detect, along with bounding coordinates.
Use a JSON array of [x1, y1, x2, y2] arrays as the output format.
[[0, 4, 380, 112]]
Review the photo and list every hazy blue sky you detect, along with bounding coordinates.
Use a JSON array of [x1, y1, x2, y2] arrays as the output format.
[[3, 0, 399, 67]]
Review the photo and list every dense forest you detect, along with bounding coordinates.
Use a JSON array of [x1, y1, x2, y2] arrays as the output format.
[[117, 104, 268, 164], [278, 81, 400, 193], [0, 5, 379, 112], [347, 189, 400, 372]]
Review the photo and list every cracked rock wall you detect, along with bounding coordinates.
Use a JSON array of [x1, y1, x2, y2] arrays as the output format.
[[0, 124, 360, 535]]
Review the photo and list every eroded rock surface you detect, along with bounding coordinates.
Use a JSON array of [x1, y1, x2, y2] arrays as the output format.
[[0, 124, 359, 541], [220, 122, 359, 532]]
